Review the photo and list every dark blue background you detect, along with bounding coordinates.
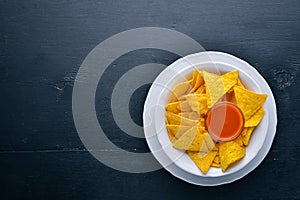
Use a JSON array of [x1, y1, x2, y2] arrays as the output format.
[[0, 0, 299, 199]]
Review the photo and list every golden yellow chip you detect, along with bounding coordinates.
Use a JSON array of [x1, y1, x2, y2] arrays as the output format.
[[177, 101, 192, 113], [179, 112, 199, 120], [199, 117, 205, 127], [211, 162, 221, 168], [180, 94, 207, 114], [172, 80, 192, 100], [188, 112, 200, 120], [165, 119, 176, 142], [234, 86, 267, 120], [166, 111, 198, 126], [203, 71, 225, 108], [233, 134, 244, 146], [178, 112, 201, 121], [221, 70, 239, 92], [167, 130, 175, 142], [225, 90, 237, 104], [178, 112, 189, 118], [213, 154, 220, 164], [237, 78, 245, 89], [173, 126, 208, 151], [187, 150, 218, 174], [241, 127, 255, 146], [197, 124, 206, 133], [191, 70, 204, 92], [245, 107, 265, 127], [172, 126, 197, 150], [166, 125, 191, 139], [195, 84, 206, 94], [166, 102, 181, 114], [203, 133, 216, 152], [219, 141, 246, 171], [191, 70, 199, 87]]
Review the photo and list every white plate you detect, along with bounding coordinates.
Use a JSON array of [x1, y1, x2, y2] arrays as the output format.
[[143, 51, 277, 186]]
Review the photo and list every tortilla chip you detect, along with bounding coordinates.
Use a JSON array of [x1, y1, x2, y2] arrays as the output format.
[[211, 162, 221, 168], [219, 141, 246, 171], [237, 79, 245, 89], [166, 102, 181, 114], [241, 127, 255, 146], [245, 107, 265, 127], [221, 70, 239, 92], [203, 71, 225, 107], [166, 125, 191, 139], [212, 143, 219, 151], [191, 70, 199, 87], [177, 101, 192, 113], [166, 111, 198, 126], [180, 94, 207, 115], [178, 112, 189, 118], [173, 126, 208, 151], [187, 150, 218, 174], [172, 80, 192, 100], [199, 117, 205, 127], [234, 86, 267, 120], [197, 125, 206, 133], [185, 112, 200, 120], [173, 126, 197, 150], [195, 84, 206, 94], [203, 133, 216, 151], [234, 134, 244, 146], [225, 89, 237, 104], [191, 70, 204, 92], [213, 154, 220, 164], [167, 130, 175, 142], [178, 112, 202, 121]]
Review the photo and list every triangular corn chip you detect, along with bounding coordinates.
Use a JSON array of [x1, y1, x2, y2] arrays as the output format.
[[241, 127, 255, 146], [219, 141, 246, 171], [191, 70, 199, 87], [166, 125, 191, 139], [187, 150, 218, 174], [245, 107, 265, 127], [234, 134, 244, 146], [172, 80, 192, 100], [221, 70, 239, 92], [173, 126, 208, 151], [179, 112, 201, 120], [237, 78, 245, 89], [166, 111, 198, 126], [203, 132, 216, 151], [179, 94, 208, 114], [178, 112, 189, 118], [213, 154, 220, 164], [225, 89, 237, 104], [188, 112, 201, 120], [166, 102, 181, 114], [191, 70, 204, 92], [211, 162, 221, 168], [177, 101, 192, 112], [234, 86, 267, 120], [167, 129, 175, 142], [195, 84, 206, 94], [203, 71, 225, 107]]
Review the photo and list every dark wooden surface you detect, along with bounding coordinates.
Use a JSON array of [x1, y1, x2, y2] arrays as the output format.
[[1, 0, 300, 199]]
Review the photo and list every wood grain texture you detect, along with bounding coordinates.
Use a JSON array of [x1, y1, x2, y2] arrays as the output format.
[[0, 0, 299, 199]]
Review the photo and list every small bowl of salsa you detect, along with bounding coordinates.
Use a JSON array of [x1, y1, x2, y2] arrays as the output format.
[[205, 102, 244, 142]]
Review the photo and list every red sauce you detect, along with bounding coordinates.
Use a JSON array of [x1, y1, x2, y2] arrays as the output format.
[[206, 102, 244, 141]]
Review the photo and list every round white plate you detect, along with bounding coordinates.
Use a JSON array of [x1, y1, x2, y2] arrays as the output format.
[[143, 51, 277, 186]]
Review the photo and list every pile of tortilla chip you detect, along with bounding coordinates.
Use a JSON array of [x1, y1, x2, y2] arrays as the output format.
[[165, 69, 267, 174]]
